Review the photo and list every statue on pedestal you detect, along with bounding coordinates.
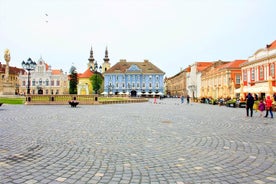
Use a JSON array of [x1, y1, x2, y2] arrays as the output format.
[[4, 49, 10, 82]]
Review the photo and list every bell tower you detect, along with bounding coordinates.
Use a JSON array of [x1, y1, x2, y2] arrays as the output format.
[[87, 46, 95, 69], [102, 46, 111, 73]]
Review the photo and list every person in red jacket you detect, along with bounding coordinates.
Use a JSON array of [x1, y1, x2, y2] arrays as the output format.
[[264, 96, 273, 118]]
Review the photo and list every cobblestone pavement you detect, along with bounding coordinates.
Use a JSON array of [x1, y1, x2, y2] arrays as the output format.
[[0, 98, 276, 184]]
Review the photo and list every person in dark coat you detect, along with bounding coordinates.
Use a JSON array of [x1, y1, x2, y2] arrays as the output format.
[[246, 93, 255, 117]]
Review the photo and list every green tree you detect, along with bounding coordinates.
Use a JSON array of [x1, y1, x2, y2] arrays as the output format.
[[69, 66, 78, 94], [90, 73, 103, 94]]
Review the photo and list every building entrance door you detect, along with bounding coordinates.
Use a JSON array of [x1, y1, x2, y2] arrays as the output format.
[[130, 90, 137, 97]]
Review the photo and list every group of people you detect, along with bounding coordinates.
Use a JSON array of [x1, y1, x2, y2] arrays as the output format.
[[246, 93, 274, 118], [181, 95, 190, 104]]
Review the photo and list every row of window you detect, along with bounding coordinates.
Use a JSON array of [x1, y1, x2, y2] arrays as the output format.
[[1, 75, 17, 81], [243, 63, 275, 81], [27, 89, 59, 95], [22, 80, 60, 86], [203, 75, 241, 86], [108, 74, 160, 81], [108, 82, 160, 89]]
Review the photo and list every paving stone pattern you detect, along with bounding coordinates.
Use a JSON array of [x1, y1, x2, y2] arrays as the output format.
[[0, 98, 276, 184]]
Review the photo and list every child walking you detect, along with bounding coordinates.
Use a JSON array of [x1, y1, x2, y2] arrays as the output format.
[[258, 100, 265, 117]]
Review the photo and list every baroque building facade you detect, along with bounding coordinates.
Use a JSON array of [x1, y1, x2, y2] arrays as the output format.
[[103, 59, 165, 97], [238, 40, 276, 100], [201, 60, 246, 99], [19, 57, 68, 95], [164, 69, 187, 97]]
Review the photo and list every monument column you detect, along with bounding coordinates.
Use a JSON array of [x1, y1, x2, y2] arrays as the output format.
[[4, 49, 10, 82], [2, 49, 14, 95]]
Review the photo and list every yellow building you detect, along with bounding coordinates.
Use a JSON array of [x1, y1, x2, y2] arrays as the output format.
[[77, 69, 94, 95], [201, 60, 247, 99], [77, 47, 110, 94]]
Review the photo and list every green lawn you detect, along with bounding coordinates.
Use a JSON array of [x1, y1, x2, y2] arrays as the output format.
[[98, 97, 128, 102], [0, 97, 25, 104]]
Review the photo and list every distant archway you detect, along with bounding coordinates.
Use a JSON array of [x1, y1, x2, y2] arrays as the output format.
[[130, 90, 137, 97], [38, 89, 43, 95]]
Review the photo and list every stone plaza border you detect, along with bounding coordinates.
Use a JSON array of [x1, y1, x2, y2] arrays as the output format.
[[0, 98, 275, 183]]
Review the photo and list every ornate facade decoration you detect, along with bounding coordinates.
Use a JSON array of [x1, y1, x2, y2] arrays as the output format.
[[238, 40, 276, 99], [103, 59, 165, 97], [201, 60, 246, 99], [18, 57, 68, 95]]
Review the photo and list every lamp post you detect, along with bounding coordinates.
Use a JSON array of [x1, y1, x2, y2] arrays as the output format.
[[106, 83, 114, 97], [22, 58, 37, 95], [90, 61, 102, 94]]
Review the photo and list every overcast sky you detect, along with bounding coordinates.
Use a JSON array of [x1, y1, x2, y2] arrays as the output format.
[[0, 0, 275, 77]]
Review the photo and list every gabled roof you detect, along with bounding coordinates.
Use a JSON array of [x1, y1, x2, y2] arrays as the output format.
[[79, 68, 93, 78], [105, 59, 165, 74]]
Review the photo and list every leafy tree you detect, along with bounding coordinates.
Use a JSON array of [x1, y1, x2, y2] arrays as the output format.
[[90, 73, 103, 94], [69, 66, 78, 94]]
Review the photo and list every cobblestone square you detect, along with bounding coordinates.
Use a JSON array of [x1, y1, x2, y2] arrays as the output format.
[[0, 99, 276, 183]]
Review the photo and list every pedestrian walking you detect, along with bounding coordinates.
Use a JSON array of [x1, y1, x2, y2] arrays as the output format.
[[246, 93, 254, 117], [264, 96, 273, 118], [187, 95, 190, 104], [181, 95, 184, 103], [154, 96, 157, 104], [258, 99, 265, 117]]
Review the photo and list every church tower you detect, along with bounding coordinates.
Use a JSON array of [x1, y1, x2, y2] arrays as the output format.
[[102, 47, 111, 73], [87, 46, 95, 69]]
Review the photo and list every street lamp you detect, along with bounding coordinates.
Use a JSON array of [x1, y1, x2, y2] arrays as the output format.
[[22, 58, 37, 95], [106, 83, 114, 96], [90, 61, 102, 94]]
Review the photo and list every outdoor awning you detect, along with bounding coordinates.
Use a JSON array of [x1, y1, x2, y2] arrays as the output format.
[[234, 86, 276, 93]]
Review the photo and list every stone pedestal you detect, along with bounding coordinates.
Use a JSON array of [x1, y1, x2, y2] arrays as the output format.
[[2, 82, 14, 95]]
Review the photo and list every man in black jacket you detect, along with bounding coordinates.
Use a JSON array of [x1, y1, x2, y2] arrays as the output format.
[[246, 93, 255, 117]]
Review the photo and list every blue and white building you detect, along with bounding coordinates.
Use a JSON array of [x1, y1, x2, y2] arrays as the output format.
[[103, 59, 165, 97]]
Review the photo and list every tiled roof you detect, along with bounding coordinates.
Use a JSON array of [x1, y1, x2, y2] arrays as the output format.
[[79, 68, 93, 78], [0, 64, 25, 74], [219, 59, 247, 69], [51, 69, 62, 75], [267, 40, 276, 50], [105, 59, 165, 74], [196, 62, 213, 72]]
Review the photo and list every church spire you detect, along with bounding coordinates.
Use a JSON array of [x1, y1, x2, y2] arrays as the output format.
[[88, 46, 95, 63], [103, 46, 109, 63], [88, 46, 95, 68]]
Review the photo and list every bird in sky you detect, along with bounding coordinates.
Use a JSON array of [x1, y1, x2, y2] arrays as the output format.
[[45, 13, 48, 23]]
